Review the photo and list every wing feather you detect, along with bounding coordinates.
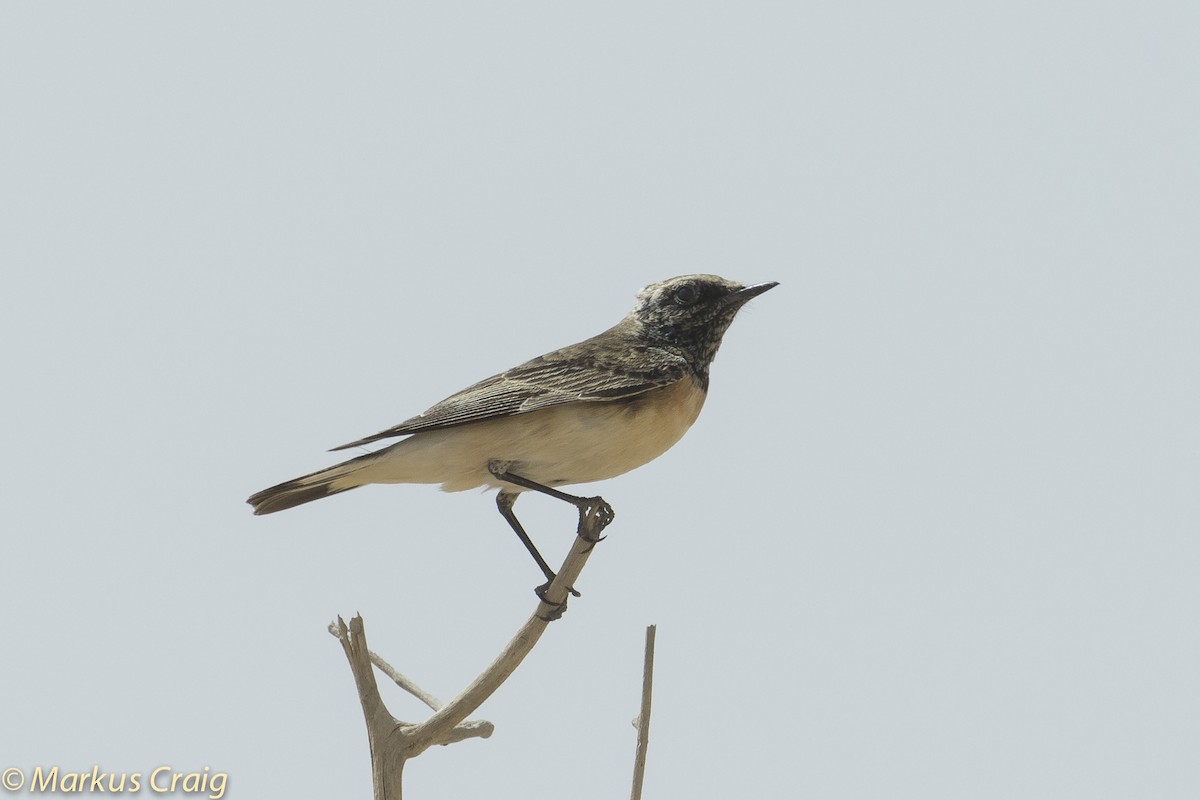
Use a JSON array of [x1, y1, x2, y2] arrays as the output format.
[[329, 335, 688, 451]]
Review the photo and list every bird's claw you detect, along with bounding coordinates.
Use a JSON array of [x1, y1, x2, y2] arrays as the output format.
[[534, 583, 574, 621], [535, 580, 579, 603], [576, 497, 614, 541]]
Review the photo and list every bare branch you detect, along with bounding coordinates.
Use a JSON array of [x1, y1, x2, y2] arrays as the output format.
[[404, 504, 607, 756], [330, 621, 445, 711], [630, 624, 657, 800], [334, 498, 612, 798], [335, 615, 407, 798]]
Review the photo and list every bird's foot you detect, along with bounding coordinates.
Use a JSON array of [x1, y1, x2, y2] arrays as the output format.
[[534, 583, 574, 621], [535, 578, 580, 602], [575, 496, 614, 543]]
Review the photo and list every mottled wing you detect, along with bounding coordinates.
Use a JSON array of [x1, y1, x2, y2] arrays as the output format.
[[329, 337, 688, 451]]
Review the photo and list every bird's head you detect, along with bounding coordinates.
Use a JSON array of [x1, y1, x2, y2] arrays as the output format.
[[629, 274, 778, 375]]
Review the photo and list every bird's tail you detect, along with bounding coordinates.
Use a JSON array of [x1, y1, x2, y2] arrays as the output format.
[[247, 450, 380, 515]]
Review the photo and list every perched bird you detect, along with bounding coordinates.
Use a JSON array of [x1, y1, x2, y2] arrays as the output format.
[[248, 274, 776, 584]]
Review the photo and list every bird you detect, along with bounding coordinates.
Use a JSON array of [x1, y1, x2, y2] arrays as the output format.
[[248, 274, 777, 586]]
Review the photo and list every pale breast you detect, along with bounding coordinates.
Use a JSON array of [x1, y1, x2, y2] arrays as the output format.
[[522, 375, 709, 487], [367, 376, 708, 492]]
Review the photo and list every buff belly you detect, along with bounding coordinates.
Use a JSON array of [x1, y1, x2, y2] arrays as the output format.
[[354, 377, 708, 493]]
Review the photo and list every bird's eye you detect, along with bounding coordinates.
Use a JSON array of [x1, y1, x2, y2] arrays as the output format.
[[673, 284, 698, 306]]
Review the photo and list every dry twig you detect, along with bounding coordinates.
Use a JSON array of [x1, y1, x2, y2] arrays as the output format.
[[630, 624, 657, 800], [331, 499, 612, 799]]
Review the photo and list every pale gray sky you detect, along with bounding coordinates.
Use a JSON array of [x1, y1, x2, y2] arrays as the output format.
[[2, 3, 1197, 798]]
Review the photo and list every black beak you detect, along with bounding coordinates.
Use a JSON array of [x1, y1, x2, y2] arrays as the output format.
[[737, 281, 779, 301], [722, 281, 778, 310]]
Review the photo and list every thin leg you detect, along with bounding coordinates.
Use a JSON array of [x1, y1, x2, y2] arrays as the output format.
[[487, 462, 615, 542], [495, 490, 581, 600], [495, 490, 556, 584]]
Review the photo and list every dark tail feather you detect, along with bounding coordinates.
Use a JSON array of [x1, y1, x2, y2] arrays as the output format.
[[247, 480, 356, 515], [247, 451, 378, 515]]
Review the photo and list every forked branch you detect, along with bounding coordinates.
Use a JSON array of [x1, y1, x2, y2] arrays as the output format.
[[331, 499, 612, 799]]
